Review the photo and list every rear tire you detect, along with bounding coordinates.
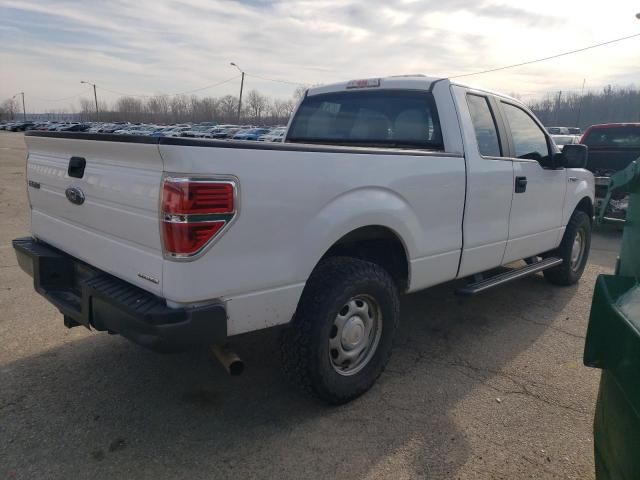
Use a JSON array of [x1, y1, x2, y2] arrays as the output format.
[[543, 210, 591, 286], [280, 257, 399, 404]]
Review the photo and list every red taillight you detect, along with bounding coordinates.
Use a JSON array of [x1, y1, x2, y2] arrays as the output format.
[[162, 181, 234, 214], [161, 177, 237, 258], [162, 221, 225, 255]]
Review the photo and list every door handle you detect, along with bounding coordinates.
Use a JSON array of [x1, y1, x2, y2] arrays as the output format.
[[515, 176, 528, 193], [568, 176, 578, 183]]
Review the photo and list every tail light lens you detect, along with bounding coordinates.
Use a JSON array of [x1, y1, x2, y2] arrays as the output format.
[[162, 181, 234, 215], [161, 176, 237, 258]]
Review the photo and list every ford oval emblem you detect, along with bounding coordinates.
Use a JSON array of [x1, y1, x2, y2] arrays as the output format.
[[65, 186, 85, 205]]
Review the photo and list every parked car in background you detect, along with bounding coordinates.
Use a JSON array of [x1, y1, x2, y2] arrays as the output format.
[[210, 127, 242, 139], [258, 127, 286, 142], [551, 134, 580, 150], [232, 127, 271, 141], [7, 121, 34, 132], [181, 125, 214, 138], [547, 126, 570, 135], [60, 123, 91, 132], [161, 126, 193, 137], [149, 126, 172, 137], [580, 123, 640, 218], [114, 125, 147, 135], [567, 127, 581, 135]]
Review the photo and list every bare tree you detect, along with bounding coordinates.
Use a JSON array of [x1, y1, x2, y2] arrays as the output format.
[[78, 98, 95, 121], [169, 95, 190, 123], [293, 85, 307, 100], [218, 95, 238, 122], [115, 96, 145, 122], [190, 95, 218, 122], [245, 90, 268, 122], [1, 97, 19, 120], [283, 98, 297, 119], [270, 99, 288, 120], [147, 95, 170, 123], [528, 84, 640, 128]]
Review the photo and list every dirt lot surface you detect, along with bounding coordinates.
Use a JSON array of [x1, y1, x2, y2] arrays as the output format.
[[0, 132, 622, 479]]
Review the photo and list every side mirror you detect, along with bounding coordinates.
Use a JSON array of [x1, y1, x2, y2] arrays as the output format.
[[560, 144, 588, 169]]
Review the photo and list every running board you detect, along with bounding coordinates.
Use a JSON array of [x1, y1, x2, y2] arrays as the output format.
[[456, 257, 563, 296]]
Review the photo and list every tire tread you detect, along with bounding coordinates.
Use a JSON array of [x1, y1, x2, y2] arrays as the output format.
[[280, 256, 399, 404]]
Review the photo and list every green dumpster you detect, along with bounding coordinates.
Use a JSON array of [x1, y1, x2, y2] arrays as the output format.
[[584, 160, 640, 480]]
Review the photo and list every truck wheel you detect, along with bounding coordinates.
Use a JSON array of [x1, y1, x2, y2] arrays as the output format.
[[280, 257, 399, 404], [543, 210, 591, 286]]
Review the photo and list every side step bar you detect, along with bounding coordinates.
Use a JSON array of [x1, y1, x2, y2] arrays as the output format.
[[456, 257, 563, 296]]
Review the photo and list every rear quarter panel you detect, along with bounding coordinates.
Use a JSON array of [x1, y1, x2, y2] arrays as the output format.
[[159, 143, 465, 334]]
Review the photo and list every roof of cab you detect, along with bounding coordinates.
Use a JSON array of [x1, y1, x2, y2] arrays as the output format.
[[305, 74, 523, 105], [306, 75, 446, 96]]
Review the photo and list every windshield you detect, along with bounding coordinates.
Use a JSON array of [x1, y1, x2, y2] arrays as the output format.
[[287, 90, 443, 149], [582, 126, 640, 148]]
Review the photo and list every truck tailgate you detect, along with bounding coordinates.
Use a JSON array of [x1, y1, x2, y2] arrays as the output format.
[[25, 134, 164, 295]]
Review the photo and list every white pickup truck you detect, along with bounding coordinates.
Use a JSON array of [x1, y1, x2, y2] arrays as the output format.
[[14, 75, 594, 404]]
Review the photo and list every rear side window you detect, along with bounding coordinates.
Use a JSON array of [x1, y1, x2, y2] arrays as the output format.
[[466, 94, 501, 157], [287, 90, 443, 150], [501, 102, 550, 160], [581, 126, 640, 148]]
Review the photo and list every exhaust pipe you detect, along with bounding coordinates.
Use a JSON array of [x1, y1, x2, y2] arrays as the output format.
[[210, 344, 244, 376]]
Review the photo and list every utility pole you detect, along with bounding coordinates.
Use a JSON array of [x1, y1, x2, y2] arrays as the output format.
[[555, 90, 562, 125], [92, 84, 99, 120], [20, 92, 26, 121], [230, 62, 245, 123], [576, 78, 586, 128], [80, 81, 100, 120]]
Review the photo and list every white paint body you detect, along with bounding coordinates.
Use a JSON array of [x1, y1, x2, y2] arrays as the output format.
[[24, 77, 595, 336]]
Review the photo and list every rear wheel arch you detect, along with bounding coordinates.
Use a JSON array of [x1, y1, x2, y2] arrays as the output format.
[[317, 225, 411, 292]]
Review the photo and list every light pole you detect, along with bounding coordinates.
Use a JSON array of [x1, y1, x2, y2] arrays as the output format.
[[80, 81, 99, 120], [230, 62, 245, 123]]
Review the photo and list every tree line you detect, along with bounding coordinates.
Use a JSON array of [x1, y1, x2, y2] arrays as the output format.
[[77, 88, 303, 125], [2, 84, 639, 128], [524, 84, 640, 129]]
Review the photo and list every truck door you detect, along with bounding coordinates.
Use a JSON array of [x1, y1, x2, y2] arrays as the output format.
[[497, 101, 567, 263], [452, 86, 514, 277]]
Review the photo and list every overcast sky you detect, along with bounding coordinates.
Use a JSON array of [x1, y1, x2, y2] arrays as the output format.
[[1, 0, 639, 112]]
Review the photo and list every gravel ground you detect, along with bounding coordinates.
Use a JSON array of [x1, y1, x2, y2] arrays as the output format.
[[0, 132, 622, 479]]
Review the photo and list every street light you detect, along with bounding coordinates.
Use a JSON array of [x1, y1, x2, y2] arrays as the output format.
[[80, 80, 99, 120], [230, 62, 245, 123]]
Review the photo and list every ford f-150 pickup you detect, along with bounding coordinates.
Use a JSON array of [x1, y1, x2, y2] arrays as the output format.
[[14, 75, 594, 404]]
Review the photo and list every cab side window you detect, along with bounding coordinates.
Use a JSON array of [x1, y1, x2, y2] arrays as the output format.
[[501, 102, 550, 161], [466, 94, 501, 157]]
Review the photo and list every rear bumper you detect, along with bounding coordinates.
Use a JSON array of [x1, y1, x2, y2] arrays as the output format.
[[13, 237, 227, 352]]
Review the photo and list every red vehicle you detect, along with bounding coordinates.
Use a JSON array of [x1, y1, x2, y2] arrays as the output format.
[[580, 123, 640, 217], [580, 123, 640, 176]]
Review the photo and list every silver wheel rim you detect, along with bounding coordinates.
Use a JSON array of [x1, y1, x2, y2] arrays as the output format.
[[570, 228, 586, 271], [329, 294, 383, 376]]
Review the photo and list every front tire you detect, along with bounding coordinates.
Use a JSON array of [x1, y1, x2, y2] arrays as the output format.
[[543, 210, 591, 286], [280, 257, 399, 404]]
